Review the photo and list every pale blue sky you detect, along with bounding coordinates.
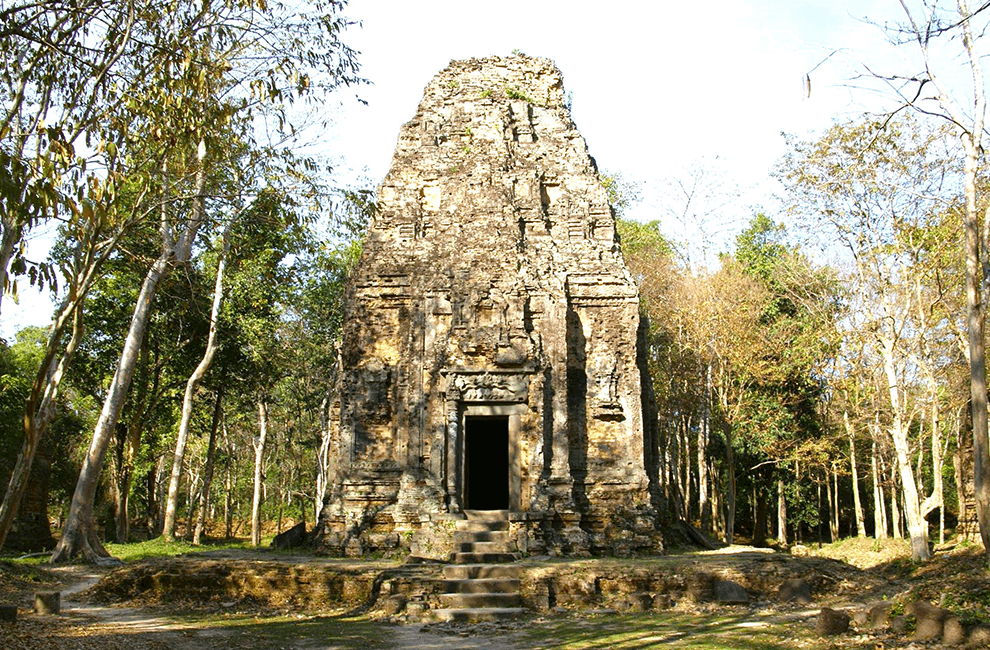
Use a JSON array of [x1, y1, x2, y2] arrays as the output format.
[[328, 0, 895, 206], [0, 0, 940, 339]]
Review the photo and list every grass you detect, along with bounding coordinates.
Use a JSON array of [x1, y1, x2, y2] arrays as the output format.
[[169, 611, 393, 650], [521, 612, 816, 650], [155, 609, 816, 650], [103, 537, 258, 562]]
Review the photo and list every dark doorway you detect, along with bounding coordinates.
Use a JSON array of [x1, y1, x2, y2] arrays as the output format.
[[464, 416, 509, 510]]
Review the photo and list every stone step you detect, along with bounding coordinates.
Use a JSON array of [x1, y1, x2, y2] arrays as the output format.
[[453, 530, 508, 543], [440, 592, 522, 609], [455, 540, 508, 553], [450, 551, 518, 564], [455, 519, 508, 533], [443, 564, 523, 580], [463, 509, 509, 521], [442, 578, 521, 594], [434, 607, 526, 623]]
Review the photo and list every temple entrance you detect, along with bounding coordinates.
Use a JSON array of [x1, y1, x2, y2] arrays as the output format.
[[463, 416, 509, 510]]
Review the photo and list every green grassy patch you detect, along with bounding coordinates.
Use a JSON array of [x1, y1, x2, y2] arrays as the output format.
[[104, 537, 257, 562], [171, 612, 392, 649], [521, 612, 815, 650]]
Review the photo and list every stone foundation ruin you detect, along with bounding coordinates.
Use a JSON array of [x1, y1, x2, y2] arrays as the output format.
[[316, 55, 664, 556]]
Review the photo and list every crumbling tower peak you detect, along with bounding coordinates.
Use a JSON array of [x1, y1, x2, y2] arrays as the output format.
[[317, 55, 664, 557]]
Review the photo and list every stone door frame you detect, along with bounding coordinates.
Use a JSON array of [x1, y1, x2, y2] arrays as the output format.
[[443, 368, 531, 513]]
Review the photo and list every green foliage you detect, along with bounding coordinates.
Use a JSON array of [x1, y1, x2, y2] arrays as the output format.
[[480, 89, 493, 99], [505, 86, 534, 103], [600, 170, 641, 218]]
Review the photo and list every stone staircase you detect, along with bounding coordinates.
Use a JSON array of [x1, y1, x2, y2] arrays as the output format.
[[435, 510, 525, 622]]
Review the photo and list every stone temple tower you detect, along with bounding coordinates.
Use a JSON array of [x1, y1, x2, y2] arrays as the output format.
[[317, 55, 663, 556]]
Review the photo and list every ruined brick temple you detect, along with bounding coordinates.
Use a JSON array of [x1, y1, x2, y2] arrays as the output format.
[[317, 55, 664, 556]]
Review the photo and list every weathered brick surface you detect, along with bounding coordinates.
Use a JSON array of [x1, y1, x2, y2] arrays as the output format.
[[318, 55, 663, 556]]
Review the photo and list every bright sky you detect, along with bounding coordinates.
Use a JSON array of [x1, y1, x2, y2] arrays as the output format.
[[328, 0, 899, 212], [0, 0, 927, 340]]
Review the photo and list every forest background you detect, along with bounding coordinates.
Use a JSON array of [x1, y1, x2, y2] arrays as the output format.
[[2, 0, 990, 565]]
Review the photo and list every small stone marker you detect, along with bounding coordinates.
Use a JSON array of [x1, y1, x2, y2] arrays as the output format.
[[943, 615, 965, 646], [867, 602, 891, 630], [714, 579, 749, 604], [816, 607, 850, 636], [777, 578, 811, 604], [380, 594, 407, 616], [0, 605, 16, 622], [968, 623, 990, 647], [907, 601, 949, 641], [34, 592, 60, 615]]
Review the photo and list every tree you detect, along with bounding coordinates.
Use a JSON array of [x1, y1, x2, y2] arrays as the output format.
[[0, 0, 148, 315], [779, 114, 960, 560], [161, 223, 232, 540], [50, 0, 362, 563], [868, 0, 990, 556]]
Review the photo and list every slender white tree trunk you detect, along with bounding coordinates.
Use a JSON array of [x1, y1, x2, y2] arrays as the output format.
[[846, 412, 866, 537], [872, 441, 887, 539], [699, 363, 711, 531], [777, 479, 787, 545], [52, 147, 207, 563], [51, 255, 171, 562], [879, 336, 929, 559], [251, 400, 269, 547], [163, 222, 231, 540], [193, 388, 223, 545]]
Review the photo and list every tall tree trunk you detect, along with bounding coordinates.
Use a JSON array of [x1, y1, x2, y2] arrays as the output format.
[[51, 148, 207, 563], [872, 441, 887, 539], [251, 400, 269, 547], [955, 410, 971, 541], [163, 223, 231, 540], [777, 479, 787, 545], [890, 461, 903, 540], [0, 302, 84, 551], [699, 364, 711, 531], [961, 127, 990, 557], [681, 416, 691, 521], [724, 425, 736, 544], [193, 388, 223, 545], [314, 389, 333, 523], [224, 421, 234, 539], [879, 337, 928, 559], [828, 463, 840, 542], [847, 412, 866, 537], [51, 256, 172, 563]]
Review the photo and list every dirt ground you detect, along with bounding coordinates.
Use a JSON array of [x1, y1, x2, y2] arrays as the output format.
[[0, 540, 987, 649]]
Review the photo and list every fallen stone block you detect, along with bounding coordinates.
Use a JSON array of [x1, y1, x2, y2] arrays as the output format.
[[714, 579, 749, 604], [907, 601, 949, 641], [271, 521, 307, 550], [777, 578, 811, 604], [33, 592, 60, 615], [867, 602, 891, 630], [380, 594, 407, 616], [968, 623, 990, 647], [943, 615, 966, 646], [816, 607, 850, 636], [890, 614, 908, 634], [686, 572, 714, 602]]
